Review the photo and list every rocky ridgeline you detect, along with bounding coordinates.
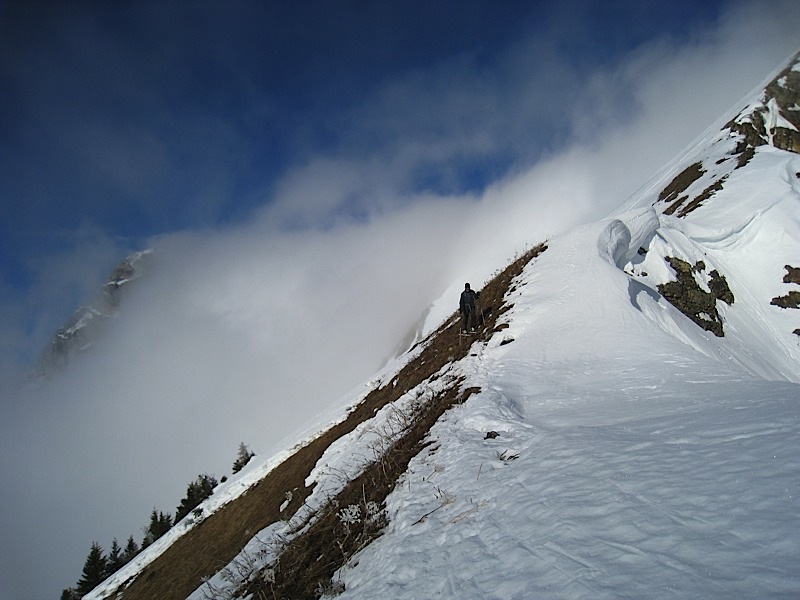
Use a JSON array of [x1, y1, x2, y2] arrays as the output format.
[[652, 52, 800, 337], [32, 250, 152, 378]]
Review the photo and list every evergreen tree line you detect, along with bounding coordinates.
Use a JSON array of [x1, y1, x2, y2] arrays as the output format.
[[61, 443, 255, 599]]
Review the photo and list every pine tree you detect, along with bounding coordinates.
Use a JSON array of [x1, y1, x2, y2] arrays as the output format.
[[142, 509, 172, 547], [123, 534, 140, 563], [106, 538, 124, 576], [76, 542, 108, 595], [60, 587, 79, 600], [174, 473, 218, 523], [232, 441, 255, 474]]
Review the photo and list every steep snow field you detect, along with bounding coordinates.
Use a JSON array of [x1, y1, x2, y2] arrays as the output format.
[[328, 142, 800, 599], [334, 200, 800, 598]]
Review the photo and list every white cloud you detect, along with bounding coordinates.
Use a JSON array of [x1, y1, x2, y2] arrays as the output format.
[[0, 223, 126, 370]]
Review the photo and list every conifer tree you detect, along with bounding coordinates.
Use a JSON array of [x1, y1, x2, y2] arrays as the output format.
[[76, 542, 108, 595], [142, 509, 172, 547], [232, 441, 256, 473], [123, 534, 140, 563], [106, 538, 124, 575], [60, 587, 79, 600], [174, 473, 218, 523]]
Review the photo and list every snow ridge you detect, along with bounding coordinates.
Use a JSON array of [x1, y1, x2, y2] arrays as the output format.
[[85, 52, 800, 600]]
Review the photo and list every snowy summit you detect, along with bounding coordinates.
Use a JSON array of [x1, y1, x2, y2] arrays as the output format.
[[75, 50, 800, 599]]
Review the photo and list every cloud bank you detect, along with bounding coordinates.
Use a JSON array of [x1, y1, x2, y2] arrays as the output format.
[[2, 2, 800, 597]]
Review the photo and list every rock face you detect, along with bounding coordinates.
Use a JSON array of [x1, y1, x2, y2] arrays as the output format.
[[645, 51, 800, 341], [656, 51, 800, 219], [731, 59, 800, 155], [781, 265, 800, 285], [772, 265, 800, 335], [658, 162, 705, 214], [657, 258, 734, 337], [771, 265, 800, 333], [33, 250, 152, 377]]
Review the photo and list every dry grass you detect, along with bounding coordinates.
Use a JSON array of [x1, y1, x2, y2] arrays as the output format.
[[115, 242, 546, 600], [245, 381, 481, 600]]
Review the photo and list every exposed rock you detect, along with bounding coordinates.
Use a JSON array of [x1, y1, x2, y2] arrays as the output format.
[[658, 54, 800, 220], [771, 126, 800, 154], [728, 119, 766, 166], [770, 266, 800, 334], [771, 291, 800, 309], [659, 166, 728, 218], [659, 162, 705, 208], [32, 250, 152, 378], [676, 176, 728, 217], [708, 269, 735, 305], [735, 145, 758, 169], [782, 265, 800, 285], [663, 195, 689, 216], [726, 52, 800, 162], [766, 73, 800, 121], [657, 257, 734, 337]]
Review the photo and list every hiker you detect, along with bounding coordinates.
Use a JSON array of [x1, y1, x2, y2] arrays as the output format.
[[459, 283, 479, 333]]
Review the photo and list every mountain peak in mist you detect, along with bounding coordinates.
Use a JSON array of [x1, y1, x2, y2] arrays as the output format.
[[33, 249, 152, 378]]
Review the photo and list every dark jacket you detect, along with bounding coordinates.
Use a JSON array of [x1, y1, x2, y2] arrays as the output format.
[[460, 289, 478, 313]]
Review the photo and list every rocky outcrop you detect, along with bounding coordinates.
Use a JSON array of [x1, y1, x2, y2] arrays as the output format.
[[659, 162, 705, 213], [727, 52, 800, 159], [32, 250, 152, 377], [657, 257, 734, 337], [781, 265, 800, 285], [657, 52, 800, 218], [771, 265, 800, 335]]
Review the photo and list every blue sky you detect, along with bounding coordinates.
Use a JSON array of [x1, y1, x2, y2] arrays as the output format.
[[2, 2, 800, 597], [0, 0, 739, 369]]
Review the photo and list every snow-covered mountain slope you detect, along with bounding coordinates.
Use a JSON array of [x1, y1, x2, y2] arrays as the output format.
[[33, 250, 152, 377], [329, 137, 800, 588], [617, 50, 800, 382], [323, 53, 800, 599], [86, 53, 800, 599], [332, 223, 799, 600]]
